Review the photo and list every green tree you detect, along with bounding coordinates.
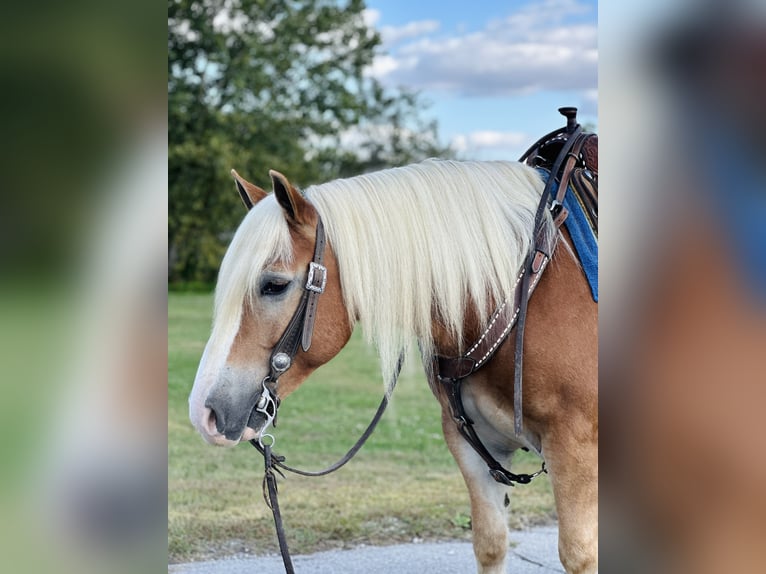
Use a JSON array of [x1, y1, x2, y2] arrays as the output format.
[[169, 0, 450, 283]]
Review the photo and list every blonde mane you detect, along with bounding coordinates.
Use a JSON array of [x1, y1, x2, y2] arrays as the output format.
[[305, 159, 553, 388], [211, 159, 553, 390]]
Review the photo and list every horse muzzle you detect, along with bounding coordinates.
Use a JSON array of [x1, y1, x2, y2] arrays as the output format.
[[198, 378, 277, 446]]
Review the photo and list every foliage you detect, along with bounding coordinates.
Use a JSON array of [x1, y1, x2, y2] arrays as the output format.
[[168, 0, 452, 282], [451, 511, 472, 530]]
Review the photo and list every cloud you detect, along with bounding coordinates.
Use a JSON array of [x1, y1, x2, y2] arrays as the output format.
[[381, 20, 440, 45], [364, 9, 440, 45], [368, 0, 597, 98], [454, 131, 528, 150], [452, 130, 529, 159], [580, 89, 599, 116], [367, 54, 400, 78], [362, 8, 381, 28]]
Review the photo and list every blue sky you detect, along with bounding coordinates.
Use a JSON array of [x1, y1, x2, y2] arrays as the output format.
[[364, 0, 598, 159]]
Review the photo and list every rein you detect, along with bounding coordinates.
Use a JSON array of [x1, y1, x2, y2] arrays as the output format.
[[250, 362, 401, 574], [247, 213, 404, 573]]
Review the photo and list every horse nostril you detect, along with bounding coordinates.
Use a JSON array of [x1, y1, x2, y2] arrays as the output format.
[[204, 405, 224, 435]]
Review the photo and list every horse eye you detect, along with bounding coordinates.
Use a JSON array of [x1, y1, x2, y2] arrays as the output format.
[[260, 280, 290, 296]]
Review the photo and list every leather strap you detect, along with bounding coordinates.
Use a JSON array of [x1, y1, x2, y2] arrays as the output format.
[[570, 170, 598, 235], [270, 295, 310, 371], [261, 444, 295, 573], [441, 376, 546, 486], [251, 353, 404, 477], [302, 218, 326, 352], [252, 353, 405, 573], [513, 122, 582, 436], [435, 256, 550, 381], [266, 217, 327, 382], [250, 211, 405, 573], [436, 123, 582, 425], [433, 108, 596, 486]]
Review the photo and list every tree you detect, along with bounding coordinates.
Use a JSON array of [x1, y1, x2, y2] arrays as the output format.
[[169, 0, 450, 283]]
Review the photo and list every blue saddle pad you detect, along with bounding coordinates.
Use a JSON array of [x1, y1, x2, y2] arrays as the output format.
[[539, 170, 598, 302]]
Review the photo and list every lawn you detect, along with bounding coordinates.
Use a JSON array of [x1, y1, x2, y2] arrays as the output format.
[[168, 292, 555, 562]]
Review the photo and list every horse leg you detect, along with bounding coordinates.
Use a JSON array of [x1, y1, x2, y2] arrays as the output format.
[[543, 429, 598, 574], [441, 409, 510, 574]]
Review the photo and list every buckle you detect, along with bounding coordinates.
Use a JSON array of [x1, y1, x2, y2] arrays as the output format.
[[306, 262, 327, 293], [489, 469, 515, 486], [549, 199, 568, 227]]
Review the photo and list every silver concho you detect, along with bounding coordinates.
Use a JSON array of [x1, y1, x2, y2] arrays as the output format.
[[271, 352, 292, 373]]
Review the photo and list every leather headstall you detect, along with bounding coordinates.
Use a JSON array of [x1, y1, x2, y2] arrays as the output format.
[[250, 216, 328, 438], [247, 214, 403, 574]]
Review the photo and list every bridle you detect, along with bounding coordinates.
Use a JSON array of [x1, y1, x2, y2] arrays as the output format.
[[246, 213, 402, 574]]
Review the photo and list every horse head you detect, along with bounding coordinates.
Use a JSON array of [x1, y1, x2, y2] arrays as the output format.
[[188, 170, 351, 446]]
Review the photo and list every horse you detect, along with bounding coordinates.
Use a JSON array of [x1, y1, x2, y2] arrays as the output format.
[[189, 158, 598, 573]]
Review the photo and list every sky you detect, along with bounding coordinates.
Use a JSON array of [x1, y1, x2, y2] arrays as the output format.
[[363, 0, 598, 160]]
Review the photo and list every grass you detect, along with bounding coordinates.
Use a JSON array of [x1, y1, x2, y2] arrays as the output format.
[[168, 292, 556, 563]]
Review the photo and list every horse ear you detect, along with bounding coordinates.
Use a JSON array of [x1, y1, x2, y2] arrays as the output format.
[[270, 169, 310, 225], [231, 169, 267, 210]]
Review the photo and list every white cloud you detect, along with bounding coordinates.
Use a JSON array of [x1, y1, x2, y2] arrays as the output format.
[[362, 8, 381, 28], [381, 20, 440, 45], [468, 131, 528, 149], [452, 131, 529, 159], [367, 0, 597, 97], [580, 89, 599, 116], [367, 54, 400, 78]]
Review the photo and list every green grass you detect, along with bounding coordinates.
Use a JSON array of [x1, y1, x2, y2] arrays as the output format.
[[168, 292, 555, 562]]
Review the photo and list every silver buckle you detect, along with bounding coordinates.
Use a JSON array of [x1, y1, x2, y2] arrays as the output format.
[[306, 262, 327, 294]]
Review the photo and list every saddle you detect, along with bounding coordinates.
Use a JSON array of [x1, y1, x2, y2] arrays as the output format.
[[520, 108, 598, 235]]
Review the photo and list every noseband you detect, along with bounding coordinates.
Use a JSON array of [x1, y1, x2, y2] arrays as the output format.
[[252, 216, 328, 446]]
